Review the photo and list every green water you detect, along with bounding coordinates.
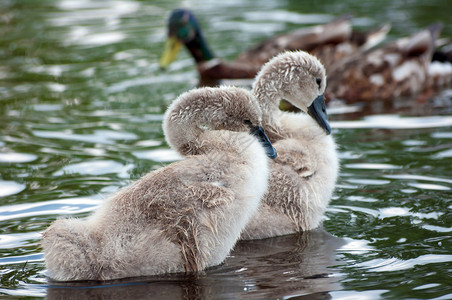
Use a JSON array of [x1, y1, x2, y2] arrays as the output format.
[[1, 0, 451, 299]]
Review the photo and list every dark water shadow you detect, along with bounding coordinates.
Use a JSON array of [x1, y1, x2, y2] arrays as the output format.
[[45, 228, 345, 299]]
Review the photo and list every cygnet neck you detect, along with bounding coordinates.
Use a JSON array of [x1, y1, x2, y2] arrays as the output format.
[[163, 88, 253, 157], [164, 106, 215, 156], [252, 75, 288, 140]]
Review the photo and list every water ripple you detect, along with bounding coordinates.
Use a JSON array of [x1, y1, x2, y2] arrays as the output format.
[[345, 163, 402, 170], [0, 253, 44, 265], [33, 129, 137, 144], [346, 178, 391, 185], [0, 153, 37, 163], [0, 197, 103, 222], [243, 11, 333, 24], [339, 238, 375, 254], [432, 148, 452, 158], [1, 1, 452, 298], [0, 181, 26, 197], [133, 148, 182, 162], [422, 224, 452, 233], [106, 72, 197, 94], [333, 205, 380, 218], [383, 174, 452, 184], [0, 232, 42, 249], [50, 0, 141, 26], [408, 182, 450, 191], [53, 160, 133, 177], [379, 207, 443, 219], [332, 115, 452, 129], [358, 254, 452, 272]]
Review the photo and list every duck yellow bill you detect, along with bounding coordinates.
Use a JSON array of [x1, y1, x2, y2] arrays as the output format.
[[159, 37, 182, 69]]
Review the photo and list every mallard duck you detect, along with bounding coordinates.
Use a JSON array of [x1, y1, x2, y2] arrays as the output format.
[[430, 44, 452, 89], [433, 44, 452, 63], [41, 86, 276, 281], [240, 51, 339, 239], [159, 9, 389, 85], [327, 23, 450, 102]]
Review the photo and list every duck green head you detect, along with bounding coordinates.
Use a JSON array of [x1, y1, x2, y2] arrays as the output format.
[[160, 9, 215, 69]]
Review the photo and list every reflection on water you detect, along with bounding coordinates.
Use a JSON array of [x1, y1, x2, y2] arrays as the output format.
[[332, 114, 452, 129], [46, 230, 344, 300], [0, 181, 26, 197], [1, 0, 452, 299]]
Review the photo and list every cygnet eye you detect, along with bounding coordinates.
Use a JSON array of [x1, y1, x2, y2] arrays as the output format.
[[244, 120, 253, 128], [316, 78, 322, 89]]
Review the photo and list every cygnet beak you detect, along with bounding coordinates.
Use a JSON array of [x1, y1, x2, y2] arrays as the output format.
[[249, 126, 277, 159], [307, 94, 331, 135]]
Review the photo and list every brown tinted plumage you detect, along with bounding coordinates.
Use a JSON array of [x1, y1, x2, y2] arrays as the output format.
[[42, 86, 271, 281], [161, 9, 389, 84], [241, 51, 340, 239], [166, 52, 340, 240], [327, 24, 450, 102]]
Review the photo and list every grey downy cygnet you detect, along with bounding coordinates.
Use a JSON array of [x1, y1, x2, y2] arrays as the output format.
[[42, 86, 276, 281]]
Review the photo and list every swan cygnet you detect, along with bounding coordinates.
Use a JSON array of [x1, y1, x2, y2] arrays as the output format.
[[41, 86, 276, 281], [240, 51, 340, 240]]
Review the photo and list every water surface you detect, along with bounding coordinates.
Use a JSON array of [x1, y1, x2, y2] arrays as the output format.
[[1, 0, 451, 299]]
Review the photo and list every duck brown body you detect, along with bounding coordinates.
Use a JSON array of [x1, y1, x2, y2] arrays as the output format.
[[327, 24, 447, 102], [161, 10, 389, 84]]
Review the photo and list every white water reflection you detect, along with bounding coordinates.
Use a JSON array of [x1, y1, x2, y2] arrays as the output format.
[[401, 139, 426, 146], [379, 207, 443, 220], [383, 174, 452, 184], [413, 283, 442, 291], [106, 72, 197, 93], [422, 224, 452, 233], [431, 132, 452, 139], [68, 29, 126, 47], [51, 0, 142, 26], [346, 178, 391, 185], [47, 83, 66, 92], [54, 160, 133, 177], [379, 207, 409, 218], [0, 180, 26, 197], [355, 254, 452, 272], [330, 290, 388, 300], [345, 163, 401, 170], [0, 253, 44, 266], [332, 205, 380, 219], [332, 115, 452, 129], [133, 148, 182, 162], [0, 286, 46, 299], [432, 148, 452, 159], [243, 11, 333, 24], [339, 238, 375, 255], [383, 174, 452, 191], [0, 232, 42, 249], [345, 195, 378, 203], [408, 182, 450, 191], [33, 129, 137, 144], [0, 153, 37, 163], [32, 104, 64, 112], [0, 197, 103, 222]]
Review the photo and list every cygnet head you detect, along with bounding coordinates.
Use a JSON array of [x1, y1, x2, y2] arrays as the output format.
[[164, 86, 277, 158], [253, 51, 331, 134]]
